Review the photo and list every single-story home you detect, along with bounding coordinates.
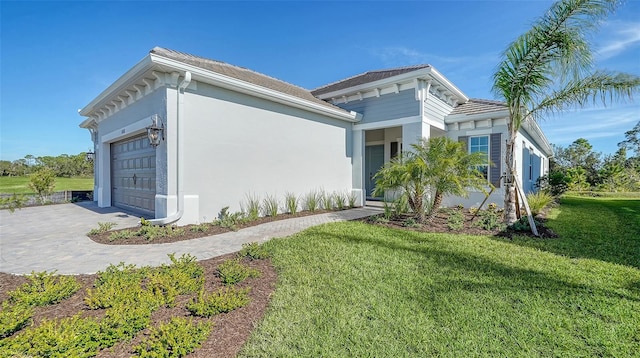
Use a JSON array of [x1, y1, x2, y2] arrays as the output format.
[[80, 47, 552, 225]]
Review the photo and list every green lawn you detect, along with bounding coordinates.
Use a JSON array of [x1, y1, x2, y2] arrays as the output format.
[[510, 195, 640, 269], [0, 176, 93, 194], [240, 196, 640, 357]]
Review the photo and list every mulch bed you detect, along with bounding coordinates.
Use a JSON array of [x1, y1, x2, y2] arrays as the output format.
[[89, 210, 332, 245], [0, 253, 276, 358], [360, 209, 558, 239]]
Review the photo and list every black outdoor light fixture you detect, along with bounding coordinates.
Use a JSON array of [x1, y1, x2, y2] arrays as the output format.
[[86, 150, 95, 162], [146, 114, 164, 147]]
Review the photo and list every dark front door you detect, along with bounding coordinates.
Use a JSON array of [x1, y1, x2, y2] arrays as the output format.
[[365, 145, 385, 199]]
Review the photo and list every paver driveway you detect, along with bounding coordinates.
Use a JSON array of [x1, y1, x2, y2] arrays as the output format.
[[0, 202, 381, 275]]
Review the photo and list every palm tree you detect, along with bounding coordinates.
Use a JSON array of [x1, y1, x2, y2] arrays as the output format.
[[493, 0, 640, 225], [373, 136, 487, 223]]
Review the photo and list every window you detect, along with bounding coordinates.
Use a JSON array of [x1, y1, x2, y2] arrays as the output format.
[[469, 136, 489, 179]]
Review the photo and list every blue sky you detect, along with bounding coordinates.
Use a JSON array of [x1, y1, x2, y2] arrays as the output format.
[[1, 0, 639, 161]]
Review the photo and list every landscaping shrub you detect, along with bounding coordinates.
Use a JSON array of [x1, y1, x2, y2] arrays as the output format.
[[88, 221, 116, 235], [320, 190, 333, 210], [333, 192, 347, 210], [446, 209, 465, 231], [9, 271, 80, 306], [0, 302, 33, 338], [284, 192, 298, 214], [526, 191, 555, 216], [474, 205, 506, 231], [99, 304, 152, 347], [217, 259, 261, 285], [242, 193, 261, 220], [0, 314, 102, 358], [262, 195, 279, 217], [148, 254, 204, 307], [348, 192, 357, 208], [214, 206, 245, 231], [0, 193, 26, 213], [108, 229, 136, 241], [304, 190, 319, 212], [186, 286, 250, 317], [132, 317, 212, 358], [84, 263, 153, 310], [190, 222, 210, 232], [508, 217, 542, 232], [403, 217, 420, 228], [138, 224, 185, 241], [238, 242, 270, 260]]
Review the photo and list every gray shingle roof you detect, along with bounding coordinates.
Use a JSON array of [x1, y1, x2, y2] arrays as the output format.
[[449, 98, 507, 116], [311, 65, 432, 96], [150, 47, 345, 112]]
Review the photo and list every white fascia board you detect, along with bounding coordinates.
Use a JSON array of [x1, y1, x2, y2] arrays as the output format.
[[150, 55, 359, 122], [428, 67, 468, 103], [79, 55, 155, 117], [79, 117, 97, 129], [445, 110, 510, 123], [316, 67, 469, 104], [521, 119, 554, 157]]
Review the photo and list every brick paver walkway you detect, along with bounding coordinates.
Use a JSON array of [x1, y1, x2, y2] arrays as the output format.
[[0, 202, 381, 275]]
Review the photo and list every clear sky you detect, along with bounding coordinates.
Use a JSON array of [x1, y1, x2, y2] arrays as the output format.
[[1, 0, 639, 161]]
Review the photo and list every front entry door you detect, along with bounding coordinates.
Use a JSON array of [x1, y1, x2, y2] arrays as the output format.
[[365, 145, 385, 199]]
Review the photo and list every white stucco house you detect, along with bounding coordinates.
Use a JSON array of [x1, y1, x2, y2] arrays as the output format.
[[80, 47, 552, 225]]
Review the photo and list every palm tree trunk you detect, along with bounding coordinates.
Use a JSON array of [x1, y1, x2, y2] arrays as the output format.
[[427, 190, 443, 221], [504, 130, 518, 225]]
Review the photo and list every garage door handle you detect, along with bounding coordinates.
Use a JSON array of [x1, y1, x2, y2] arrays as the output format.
[[133, 174, 137, 185]]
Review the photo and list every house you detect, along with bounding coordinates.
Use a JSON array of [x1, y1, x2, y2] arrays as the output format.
[[80, 47, 552, 224]]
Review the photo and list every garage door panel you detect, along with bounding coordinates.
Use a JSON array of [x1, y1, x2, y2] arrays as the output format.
[[111, 134, 156, 216]]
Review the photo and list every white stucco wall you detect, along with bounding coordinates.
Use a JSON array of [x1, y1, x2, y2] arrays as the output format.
[[178, 81, 354, 224]]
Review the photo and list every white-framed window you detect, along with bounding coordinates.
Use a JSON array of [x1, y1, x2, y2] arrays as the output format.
[[469, 136, 489, 179]]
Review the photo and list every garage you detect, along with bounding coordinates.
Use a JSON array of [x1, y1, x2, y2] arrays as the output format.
[[111, 134, 156, 217]]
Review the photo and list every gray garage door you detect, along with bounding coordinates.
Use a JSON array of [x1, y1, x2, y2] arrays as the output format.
[[111, 134, 156, 216]]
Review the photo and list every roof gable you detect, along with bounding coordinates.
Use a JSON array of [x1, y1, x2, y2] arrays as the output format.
[[311, 65, 432, 96]]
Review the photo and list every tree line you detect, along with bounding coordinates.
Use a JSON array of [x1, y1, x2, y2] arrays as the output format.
[[546, 121, 640, 193], [0, 153, 94, 177]]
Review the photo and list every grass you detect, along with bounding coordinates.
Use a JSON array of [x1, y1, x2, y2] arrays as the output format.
[[240, 197, 640, 357], [510, 195, 640, 269], [0, 176, 93, 194]]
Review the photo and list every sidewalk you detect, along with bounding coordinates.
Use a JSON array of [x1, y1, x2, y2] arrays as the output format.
[[0, 202, 381, 275]]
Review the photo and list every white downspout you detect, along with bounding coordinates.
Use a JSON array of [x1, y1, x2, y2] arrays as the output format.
[[150, 71, 191, 226]]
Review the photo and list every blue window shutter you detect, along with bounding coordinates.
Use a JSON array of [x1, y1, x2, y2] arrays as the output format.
[[490, 133, 502, 188]]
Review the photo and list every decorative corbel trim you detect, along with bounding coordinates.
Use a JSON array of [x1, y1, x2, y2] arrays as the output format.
[[142, 79, 153, 95]]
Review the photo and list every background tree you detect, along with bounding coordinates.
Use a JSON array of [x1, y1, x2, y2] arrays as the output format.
[[28, 168, 56, 202], [373, 136, 487, 223], [492, 0, 640, 224], [552, 138, 602, 187]]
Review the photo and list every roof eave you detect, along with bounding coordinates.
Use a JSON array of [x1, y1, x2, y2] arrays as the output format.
[[522, 119, 554, 157], [315, 67, 469, 104], [445, 109, 510, 123], [79, 55, 155, 117], [80, 53, 358, 123]]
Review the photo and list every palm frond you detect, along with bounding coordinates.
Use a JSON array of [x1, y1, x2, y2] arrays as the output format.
[[530, 71, 640, 119]]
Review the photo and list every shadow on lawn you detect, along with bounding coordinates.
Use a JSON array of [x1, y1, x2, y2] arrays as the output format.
[[319, 227, 640, 303], [496, 197, 640, 270]]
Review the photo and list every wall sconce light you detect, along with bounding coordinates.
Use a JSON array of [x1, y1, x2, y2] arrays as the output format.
[[146, 114, 164, 147], [86, 150, 95, 162]]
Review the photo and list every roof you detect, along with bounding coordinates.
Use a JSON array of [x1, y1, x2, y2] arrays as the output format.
[[449, 98, 508, 116], [150, 47, 342, 112], [311, 65, 432, 96]]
